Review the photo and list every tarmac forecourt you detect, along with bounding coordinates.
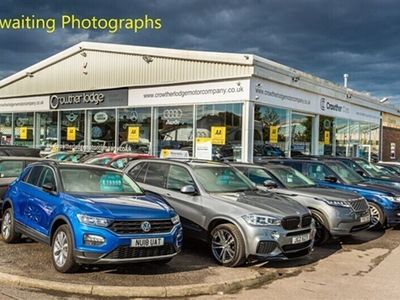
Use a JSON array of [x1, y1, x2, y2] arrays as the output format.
[[0, 237, 287, 298]]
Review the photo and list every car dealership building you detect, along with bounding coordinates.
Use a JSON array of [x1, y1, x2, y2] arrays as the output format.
[[0, 42, 399, 162]]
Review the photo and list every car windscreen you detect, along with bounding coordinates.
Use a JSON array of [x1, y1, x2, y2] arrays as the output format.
[[60, 167, 143, 195], [192, 165, 255, 193], [85, 157, 113, 166], [236, 166, 274, 185], [268, 167, 316, 188], [325, 162, 364, 184], [355, 159, 386, 177], [0, 160, 24, 178]]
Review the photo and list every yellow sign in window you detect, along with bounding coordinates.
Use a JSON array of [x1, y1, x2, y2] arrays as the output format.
[[67, 127, 76, 141], [128, 126, 140, 143], [20, 127, 28, 140], [269, 126, 278, 143], [211, 126, 226, 145], [324, 131, 330, 145]]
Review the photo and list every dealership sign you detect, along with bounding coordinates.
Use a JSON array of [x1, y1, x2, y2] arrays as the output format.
[[49, 89, 128, 110], [252, 80, 380, 124], [129, 80, 250, 106]]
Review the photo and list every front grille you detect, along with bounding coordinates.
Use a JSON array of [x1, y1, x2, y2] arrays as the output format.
[[282, 240, 312, 252], [105, 244, 176, 259], [282, 214, 312, 230], [256, 241, 278, 254], [301, 214, 312, 227], [281, 217, 300, 230], [349, 198, 368, 212], [109, 220, 174, 234]]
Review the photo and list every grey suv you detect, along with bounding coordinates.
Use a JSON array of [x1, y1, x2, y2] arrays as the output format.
[[125, 159, 315, 267], [232, 163, 370, 245]]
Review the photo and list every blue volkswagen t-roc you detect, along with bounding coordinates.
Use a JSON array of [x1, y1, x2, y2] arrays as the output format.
[[1, 161, 182, 273]]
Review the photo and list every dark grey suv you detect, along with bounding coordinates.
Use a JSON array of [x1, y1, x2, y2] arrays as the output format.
[[232, 163, 370, 245], [125, 159, 316, 267]]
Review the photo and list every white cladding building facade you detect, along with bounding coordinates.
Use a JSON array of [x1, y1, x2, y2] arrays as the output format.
[[0, 42, 397, 161]]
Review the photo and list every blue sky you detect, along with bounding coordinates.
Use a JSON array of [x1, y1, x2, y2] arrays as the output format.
[[1, 0, 400, 104]]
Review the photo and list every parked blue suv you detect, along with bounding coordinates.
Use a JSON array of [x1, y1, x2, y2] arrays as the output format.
[[1, 161, 182, 273], [269, 159, 400, 229]]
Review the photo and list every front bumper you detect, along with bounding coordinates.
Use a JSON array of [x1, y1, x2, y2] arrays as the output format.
[[72, 223, 183, 264], [74, 249, 179, 264], [243, 222, 316, 261], [384, 202, 400, 226], [329, 209, 371, 236]]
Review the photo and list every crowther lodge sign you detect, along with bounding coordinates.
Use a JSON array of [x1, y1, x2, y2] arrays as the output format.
[[49, 89, 128, 110]]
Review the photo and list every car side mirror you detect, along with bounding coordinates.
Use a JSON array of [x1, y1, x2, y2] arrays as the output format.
[[42, 183, 57, 195], [180, 185, 196, 194], [324, 175, 338, 183], [355, 169, 365, 176], [263, 180, 278, 189]]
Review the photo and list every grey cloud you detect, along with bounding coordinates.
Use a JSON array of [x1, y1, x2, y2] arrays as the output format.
[[1, 0, 400, 105]]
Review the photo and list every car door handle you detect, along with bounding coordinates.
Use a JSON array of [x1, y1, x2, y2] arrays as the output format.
[[166, 193, 172, 197]]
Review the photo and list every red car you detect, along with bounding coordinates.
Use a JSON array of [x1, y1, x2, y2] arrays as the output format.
[[84, 153, 153, 169]]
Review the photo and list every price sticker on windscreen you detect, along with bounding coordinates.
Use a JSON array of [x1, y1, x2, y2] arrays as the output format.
[[19, 127, 27, 140], [67, 127, 76, 141], [211, 126, 226, 145], [128, 126, 140, 143]]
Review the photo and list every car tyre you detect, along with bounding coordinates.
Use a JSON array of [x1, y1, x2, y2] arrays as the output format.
[[210, 223, 246, 267], [368, 202, 385, 230], [1, 207, 21, 243], [51, 225, 80, 273], [311, 210, 330, 246]]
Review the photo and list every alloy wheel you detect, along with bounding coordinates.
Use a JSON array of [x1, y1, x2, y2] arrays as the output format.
[[369, 205, 381, 226], [1, 211, 11, 239], [211, 229, 236, 264], [53, 231, 69, 268]]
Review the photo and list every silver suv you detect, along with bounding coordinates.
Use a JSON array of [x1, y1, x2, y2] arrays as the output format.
[[232, 163, 370, 245], [125, 159, 315, 267]]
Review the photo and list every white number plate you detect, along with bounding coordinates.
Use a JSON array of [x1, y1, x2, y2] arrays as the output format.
[[360, 215, 370, 223], [291, 233, 310, 244], [131, 238, 164, 248]]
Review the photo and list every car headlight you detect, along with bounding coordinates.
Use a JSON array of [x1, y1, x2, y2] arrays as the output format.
[[387, 196, 400, 203], [242, 214, 281, 226], [316, 198, 351, 208], [77, 214, 112, 227], [171, 214, 180, 225]]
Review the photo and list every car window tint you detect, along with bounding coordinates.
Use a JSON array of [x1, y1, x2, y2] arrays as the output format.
[[144, 163, 169, 188], [166, 165, 194, 191], [0, 160, 24, 178], [307, 164, 334, 181], [21, 167, 32, 182], [129, 163, 146, 181], [37, 167, 57, 189], [26, 166, 44, 186]]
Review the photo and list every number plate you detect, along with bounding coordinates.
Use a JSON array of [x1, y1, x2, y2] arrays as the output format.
[[291, 233, 310, 244], [360, 215, 370, 223], [131, 238, 164, 248]]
